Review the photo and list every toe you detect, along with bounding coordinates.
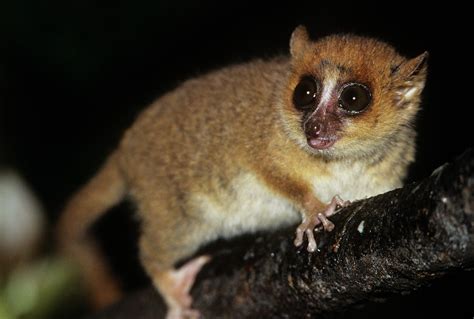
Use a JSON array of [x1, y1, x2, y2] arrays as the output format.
[[305, 228, 317, 252], [318, 213, 335, 232]]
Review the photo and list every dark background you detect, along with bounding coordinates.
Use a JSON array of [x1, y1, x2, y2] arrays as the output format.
[[0, 1, 472, 318]]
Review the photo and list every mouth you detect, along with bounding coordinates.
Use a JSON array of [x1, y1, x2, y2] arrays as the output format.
[[307, 136, 337, 150]]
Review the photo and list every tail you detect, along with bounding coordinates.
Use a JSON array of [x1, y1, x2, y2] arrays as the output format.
[[57, 152, 127, 308]]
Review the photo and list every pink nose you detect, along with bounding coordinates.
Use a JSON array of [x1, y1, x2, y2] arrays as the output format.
[[304, 118, 322, 139]]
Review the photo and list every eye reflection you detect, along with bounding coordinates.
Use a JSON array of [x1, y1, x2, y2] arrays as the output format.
[[293, 76, 318, 110], [338, 83, 371, 113]]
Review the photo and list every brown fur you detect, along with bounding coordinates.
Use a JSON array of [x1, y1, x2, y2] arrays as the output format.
[[57, 26, 427, 316]]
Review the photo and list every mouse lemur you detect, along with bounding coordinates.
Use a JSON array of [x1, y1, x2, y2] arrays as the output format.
[[57, 25, 428, 319]]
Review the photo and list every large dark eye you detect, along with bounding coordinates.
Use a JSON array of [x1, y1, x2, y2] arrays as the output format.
[[293, 76, 318, 110], [338, 83, 371, 113]]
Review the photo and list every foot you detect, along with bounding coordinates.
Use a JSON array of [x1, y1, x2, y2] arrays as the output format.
[[166, 307, 201, 319], [294, 195, 350, 252], [163, 255, 211, 319]]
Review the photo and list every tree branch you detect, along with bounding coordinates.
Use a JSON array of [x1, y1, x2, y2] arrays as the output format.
[[89, 149, 474, 319]]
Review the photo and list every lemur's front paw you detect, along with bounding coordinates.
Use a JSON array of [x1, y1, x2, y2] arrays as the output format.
[[294, 195, 350, 252]]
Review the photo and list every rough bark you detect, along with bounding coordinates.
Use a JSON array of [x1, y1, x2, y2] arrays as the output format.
[[89, 149, 474, 319]]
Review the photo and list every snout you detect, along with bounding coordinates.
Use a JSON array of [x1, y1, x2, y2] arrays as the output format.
[[303, 116, 339, 150]]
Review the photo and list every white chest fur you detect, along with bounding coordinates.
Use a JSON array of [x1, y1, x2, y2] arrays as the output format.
[[192, 163, 398, 242], [311, 161, 398, 204], [192, 173, 300, 239]]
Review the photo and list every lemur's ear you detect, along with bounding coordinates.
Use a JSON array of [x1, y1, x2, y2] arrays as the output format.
[[290, 25, 310, 58], [392, 51, 429, 107]]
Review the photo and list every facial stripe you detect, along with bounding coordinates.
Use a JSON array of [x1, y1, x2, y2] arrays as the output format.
[[320, 77, 337, 106]]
